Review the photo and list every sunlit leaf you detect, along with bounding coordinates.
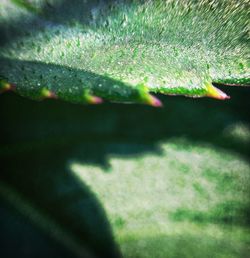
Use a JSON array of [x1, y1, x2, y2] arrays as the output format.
[[0, 0, 249, 105]]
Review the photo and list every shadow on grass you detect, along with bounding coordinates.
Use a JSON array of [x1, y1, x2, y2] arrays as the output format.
[[0, 77, 250, 257], [0, 199, 82, 258], [1, 80, 250, 160], [0, 144, 122, 258]]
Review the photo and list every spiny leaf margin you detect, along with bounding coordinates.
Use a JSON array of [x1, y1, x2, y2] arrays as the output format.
[[0, 0, 249, 106]]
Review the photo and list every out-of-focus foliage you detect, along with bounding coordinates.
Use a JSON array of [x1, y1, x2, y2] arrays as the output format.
[[1, 84, 250, 257]]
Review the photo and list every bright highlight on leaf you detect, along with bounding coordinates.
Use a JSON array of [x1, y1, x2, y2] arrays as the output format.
[[205, 83, 230, 100], [41, 88, 57, 99], [0, 0, 249, 106], [0, 78, 15, 93], [82, 90, 103, 104]]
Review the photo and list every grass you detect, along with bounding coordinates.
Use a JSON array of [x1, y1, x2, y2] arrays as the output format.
[[71, 139, 250, 258], [1, 84, 250, 257]]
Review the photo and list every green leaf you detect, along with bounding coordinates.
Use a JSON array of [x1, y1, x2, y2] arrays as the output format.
[[0, 0, 249, 105]]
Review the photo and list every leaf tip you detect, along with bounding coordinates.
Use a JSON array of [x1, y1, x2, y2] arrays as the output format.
[[137, 84, 163, 107], [146, 94, 163, 107], [88, 96, 103, 105], [205, 83, 230, 100], [0, 80, 16, 93], [41, 88, 57, 99], [83, 90, 103, 104]]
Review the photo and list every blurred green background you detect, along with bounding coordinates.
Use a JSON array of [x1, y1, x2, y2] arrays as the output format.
[[0, 85, 250, 258]]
